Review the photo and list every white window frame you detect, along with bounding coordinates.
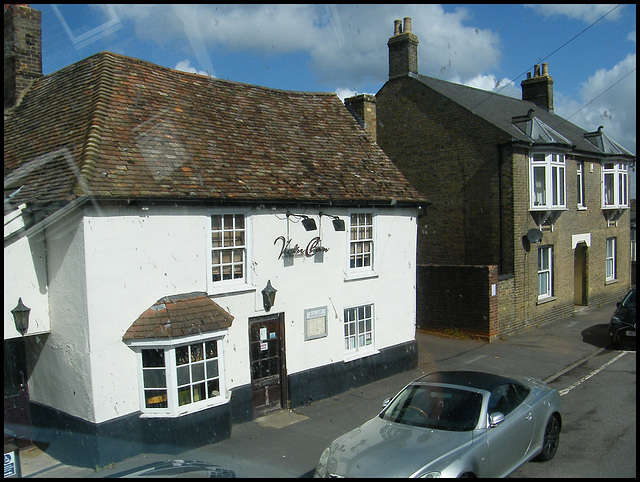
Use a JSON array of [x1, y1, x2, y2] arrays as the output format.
[[208, 211, 251, 294], [133, 333, 227, 417], [602, 162, 629, 209], [537, 245, 553, 299], [606, 237, 616, 281], [530, 153, 566, 210], [576, 161, 585, 208], [347, 211, 376, 277], [343, 303, 375, 359]]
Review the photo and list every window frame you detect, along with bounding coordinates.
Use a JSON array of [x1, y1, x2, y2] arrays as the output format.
[[529, 152, 566, 210], [606, 237, 617, 281], [576, 161, 585, 208], [537, 245, 553, 300], [134, 334, 227, 417], [347, 211, 376, 277], [343, 303, 375, 359], [208, 211, 251, 294], [602, 162, 629, 209]]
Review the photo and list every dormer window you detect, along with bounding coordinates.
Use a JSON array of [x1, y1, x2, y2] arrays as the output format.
[[530, 152, 566, 210], [602, 162, 629, 209]]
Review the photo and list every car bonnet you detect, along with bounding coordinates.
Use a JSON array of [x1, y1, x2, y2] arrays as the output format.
[[327, 415, 474, 477]]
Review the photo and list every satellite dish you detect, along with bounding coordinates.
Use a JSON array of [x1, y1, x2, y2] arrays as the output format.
[[526, 228, 543, 244]]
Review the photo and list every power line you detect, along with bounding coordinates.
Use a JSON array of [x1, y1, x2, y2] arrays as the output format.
[[470, 4, 624, 111], [565, 67, 636, 122]]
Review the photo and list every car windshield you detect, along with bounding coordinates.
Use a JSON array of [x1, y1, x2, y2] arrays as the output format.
[[380, 384, 483, 431], [621, 289, 636, 308]]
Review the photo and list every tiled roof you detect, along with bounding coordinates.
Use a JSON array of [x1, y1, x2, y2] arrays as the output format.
[[4, 52, 426, 208], [410, 73, 636, 159], [122, 292, 234, 341]]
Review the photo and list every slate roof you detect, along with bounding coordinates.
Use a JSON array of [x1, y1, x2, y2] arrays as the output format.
[[409, 72, 636, 158], [4, 52, 425, 210], [123, 292, 234, 341]]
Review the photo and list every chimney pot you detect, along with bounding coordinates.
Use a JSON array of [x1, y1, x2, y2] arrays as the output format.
[[542, 62, 549, 76], [394, 19, 402, 35], [403, 17, 412, 33], [534, 64, 541, 77]]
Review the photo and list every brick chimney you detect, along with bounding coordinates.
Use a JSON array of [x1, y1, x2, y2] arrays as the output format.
[[4, 4, 42, 108], [344, 94, 377, 142], [521, 63, 554, 112], [388, 17, 418, 79]]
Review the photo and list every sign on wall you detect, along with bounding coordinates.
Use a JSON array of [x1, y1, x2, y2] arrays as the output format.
[[304, 306, 328, 340]]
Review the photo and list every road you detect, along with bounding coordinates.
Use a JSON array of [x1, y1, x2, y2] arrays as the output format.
[[511, 347, 636, 478]]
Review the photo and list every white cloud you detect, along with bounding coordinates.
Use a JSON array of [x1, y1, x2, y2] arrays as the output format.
[[524, 4, 624, 23], [174, 59, 211, 77], [555, 53, 636, 155]]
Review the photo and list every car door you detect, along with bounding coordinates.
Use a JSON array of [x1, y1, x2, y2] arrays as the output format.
[[485, 383, 535, 476]]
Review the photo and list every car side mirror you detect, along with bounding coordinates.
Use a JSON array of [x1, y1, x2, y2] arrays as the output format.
[[489, 412, 505, 427], [382, 398, 391, 409]]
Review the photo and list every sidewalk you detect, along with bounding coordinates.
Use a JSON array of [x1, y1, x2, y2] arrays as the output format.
[[15, 300, 619, 478]]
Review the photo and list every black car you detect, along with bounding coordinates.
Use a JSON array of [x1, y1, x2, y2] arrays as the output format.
[[608, 288, 636, 348]]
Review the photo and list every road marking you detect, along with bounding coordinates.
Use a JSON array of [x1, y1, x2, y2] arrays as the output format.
[[559, 351, 629, 396]]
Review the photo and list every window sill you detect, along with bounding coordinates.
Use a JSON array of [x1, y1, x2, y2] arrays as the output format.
[[344, 271, 379, 283], [208, 282, 256, 298], [605, 279, 618, 286], [343, 348, 379, 363], [140, 397, 229, 418], [536, 296, 556, 305], [577, 205, 588, 211]]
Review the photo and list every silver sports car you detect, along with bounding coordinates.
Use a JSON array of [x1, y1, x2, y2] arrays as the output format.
[[314, 371, 561, 478]]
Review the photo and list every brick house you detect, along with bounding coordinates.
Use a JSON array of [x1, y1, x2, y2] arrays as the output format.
[[4, 5, 425, 467], [347, 18, 635, 339]]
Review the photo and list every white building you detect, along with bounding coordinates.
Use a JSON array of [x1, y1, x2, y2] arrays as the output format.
[[4, 5, 425, 467]]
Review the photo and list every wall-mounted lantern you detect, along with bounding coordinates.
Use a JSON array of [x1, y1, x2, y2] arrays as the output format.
[[262, 280, 277, 312], [11, 298, 30, 335]]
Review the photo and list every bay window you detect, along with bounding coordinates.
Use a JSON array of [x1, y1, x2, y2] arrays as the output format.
[[138, 336, 225, 415], [602, 162, 629, 208], [530, 153, 566, 210]]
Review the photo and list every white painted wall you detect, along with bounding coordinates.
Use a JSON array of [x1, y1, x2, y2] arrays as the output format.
[[4, 206, 51, 339], [20, 202, 418, 424]]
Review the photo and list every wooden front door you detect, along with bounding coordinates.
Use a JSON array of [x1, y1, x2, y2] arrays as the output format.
[[249, 314, 287, 418]]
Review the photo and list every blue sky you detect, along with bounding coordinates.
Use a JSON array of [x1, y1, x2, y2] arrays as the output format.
[[33, 4, 636, 195]]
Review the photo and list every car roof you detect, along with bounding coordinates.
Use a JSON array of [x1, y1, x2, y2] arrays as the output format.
[[414, 371, 521, 392]]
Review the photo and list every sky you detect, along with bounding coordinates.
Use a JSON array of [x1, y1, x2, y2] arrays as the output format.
[[32, 4, 636, 196]]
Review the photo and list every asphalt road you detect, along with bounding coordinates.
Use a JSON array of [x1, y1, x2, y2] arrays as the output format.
[[510, 348, 636, 478]]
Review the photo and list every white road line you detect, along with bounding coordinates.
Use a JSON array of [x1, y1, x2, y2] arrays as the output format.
[[559, 351, 629, 396]]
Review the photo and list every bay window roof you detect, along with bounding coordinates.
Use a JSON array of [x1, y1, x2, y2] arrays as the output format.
[[123, 292, 233, 341]]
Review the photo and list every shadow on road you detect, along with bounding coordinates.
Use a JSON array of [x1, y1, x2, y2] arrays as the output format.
[[580, 323, 610, 348]]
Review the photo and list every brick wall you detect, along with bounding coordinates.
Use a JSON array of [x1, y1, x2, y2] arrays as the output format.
[[417, 264, 498, 341]]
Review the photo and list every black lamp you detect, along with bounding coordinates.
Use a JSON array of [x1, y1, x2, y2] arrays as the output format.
[[12, 298, 30, 335], [262, 280, 277, 312], [301, 216, 317, 231], [319, 212, 345, 231]]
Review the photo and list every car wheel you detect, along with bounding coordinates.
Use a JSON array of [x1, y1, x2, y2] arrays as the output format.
[[536, 414, 560, 461]]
